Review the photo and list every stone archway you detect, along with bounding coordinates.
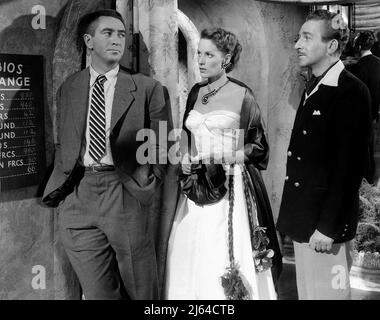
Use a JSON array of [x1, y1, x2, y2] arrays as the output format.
[[178, 9, 201, 89], [177, 9, 201, 127]]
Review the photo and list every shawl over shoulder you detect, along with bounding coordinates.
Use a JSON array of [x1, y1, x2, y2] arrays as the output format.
[[181, 78, 282, 286]]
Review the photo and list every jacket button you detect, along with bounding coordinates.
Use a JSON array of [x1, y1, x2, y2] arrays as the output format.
[[303, 130, 307, 135], [342, 233, 346, 237], [285, 176, 289, 181], [297, 157, 301, 161], [288, 151, 292, 157], [294, 182, 300, 187]]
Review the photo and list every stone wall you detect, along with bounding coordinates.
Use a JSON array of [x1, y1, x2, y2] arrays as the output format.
[[0, 0, 75, 299]]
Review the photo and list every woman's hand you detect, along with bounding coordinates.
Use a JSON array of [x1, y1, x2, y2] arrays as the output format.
[[181, 153, 192, 175]]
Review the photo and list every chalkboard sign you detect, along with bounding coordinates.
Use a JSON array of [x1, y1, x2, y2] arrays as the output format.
[[0, 54, 46, 191]]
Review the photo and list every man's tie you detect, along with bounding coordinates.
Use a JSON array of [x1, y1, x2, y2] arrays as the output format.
[[89, 74, 107, 163]]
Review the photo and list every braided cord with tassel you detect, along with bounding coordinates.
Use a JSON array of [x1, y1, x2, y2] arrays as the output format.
[[220, 164, 250, 300]]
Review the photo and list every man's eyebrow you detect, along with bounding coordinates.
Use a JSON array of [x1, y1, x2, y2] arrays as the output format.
[[301, 31, 313, 36], [100, 27, 126, 33]]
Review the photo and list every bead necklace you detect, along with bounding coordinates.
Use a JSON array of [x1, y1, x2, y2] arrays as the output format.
[[201, 79, 230, 104]]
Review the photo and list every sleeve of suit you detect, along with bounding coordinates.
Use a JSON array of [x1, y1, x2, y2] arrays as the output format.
[[147, 80, 171, 183], [316, 83, 372, 239]]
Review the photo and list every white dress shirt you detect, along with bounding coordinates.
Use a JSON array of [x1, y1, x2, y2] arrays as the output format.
[[82, 65, 119, 166], [304, 60, 345, 103]]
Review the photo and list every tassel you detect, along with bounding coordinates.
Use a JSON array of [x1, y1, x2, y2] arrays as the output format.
[[222, 166, 250, 300], [221, 263, 249, 300]]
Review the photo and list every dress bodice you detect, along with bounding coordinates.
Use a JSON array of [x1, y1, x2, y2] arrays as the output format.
[[185, 109, 241, 161]]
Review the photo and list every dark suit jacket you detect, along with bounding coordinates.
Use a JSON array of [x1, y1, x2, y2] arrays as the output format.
[[352, 54, 380, 122], [277, 64, 371, 243], [42, 66, 169, 208]]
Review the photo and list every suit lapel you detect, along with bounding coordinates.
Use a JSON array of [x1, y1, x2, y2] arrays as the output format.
[[111, 71, 136, 131], [291, 92, 307, 136], [291, 84, 337, 139], [70, 68, 90, 138]]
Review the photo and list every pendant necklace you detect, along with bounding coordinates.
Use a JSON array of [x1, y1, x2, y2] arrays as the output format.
[[201, 79, 230, 104]]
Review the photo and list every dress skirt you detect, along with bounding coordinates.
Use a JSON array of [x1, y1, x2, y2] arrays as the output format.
[[165, 164, 277, 300]]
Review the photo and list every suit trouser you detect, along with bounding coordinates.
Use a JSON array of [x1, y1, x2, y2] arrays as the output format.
[[293, 240, 353, 300], [58, 170, 158, 300]]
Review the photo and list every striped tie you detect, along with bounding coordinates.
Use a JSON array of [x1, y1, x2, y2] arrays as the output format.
[[89, 74, 107, 162]]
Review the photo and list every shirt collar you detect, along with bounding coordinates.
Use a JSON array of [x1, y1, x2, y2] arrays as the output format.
[[89, 64, 119, 86], [317, 60, 344, 88], [361, 51, 372, 58]]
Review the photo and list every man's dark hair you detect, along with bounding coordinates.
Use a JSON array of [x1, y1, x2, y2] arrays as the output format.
[[306, 9, 349, 54], [354, 31, 376, 51], [76, 9, 126, 51]]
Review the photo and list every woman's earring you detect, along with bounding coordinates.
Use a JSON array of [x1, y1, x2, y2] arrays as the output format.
[[221, 61, 231, 70]]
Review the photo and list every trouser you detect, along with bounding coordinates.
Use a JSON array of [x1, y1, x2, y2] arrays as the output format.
[[293, 240, 353, 300], [58, 170, 158, 300]]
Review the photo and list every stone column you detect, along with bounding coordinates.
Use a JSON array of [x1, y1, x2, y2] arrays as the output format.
[[135, 0, 179, 127], [116, 0, 135, 70]]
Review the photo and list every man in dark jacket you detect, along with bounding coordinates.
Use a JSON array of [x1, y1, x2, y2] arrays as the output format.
[[352, 31, 380, 184], [277, 10, 371, 300]]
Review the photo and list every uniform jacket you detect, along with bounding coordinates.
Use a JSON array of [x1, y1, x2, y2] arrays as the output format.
[[277, 61, 372, 243], [42, 66, 169, 208], [180, 77, 283, 285]]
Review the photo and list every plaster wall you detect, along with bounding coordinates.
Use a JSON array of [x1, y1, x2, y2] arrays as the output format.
[[178, 0, 308, 220]]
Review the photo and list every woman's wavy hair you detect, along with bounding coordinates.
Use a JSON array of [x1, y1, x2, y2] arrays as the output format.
[[200, 28, 242, 73]]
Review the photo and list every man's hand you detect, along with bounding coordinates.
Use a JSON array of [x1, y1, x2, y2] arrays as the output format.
[[308, 229, 334, 252]]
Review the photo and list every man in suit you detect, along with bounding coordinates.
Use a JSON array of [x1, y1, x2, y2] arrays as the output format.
[[352, 31, 380, 184], [277, 10, 371, 300], [42, 9, 170, 299]]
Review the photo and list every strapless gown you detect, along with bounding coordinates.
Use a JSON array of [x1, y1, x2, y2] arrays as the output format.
[[165, 110, 277, 300]]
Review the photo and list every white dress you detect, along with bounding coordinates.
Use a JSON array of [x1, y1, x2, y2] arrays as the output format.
[[165, 109, 277, 300]]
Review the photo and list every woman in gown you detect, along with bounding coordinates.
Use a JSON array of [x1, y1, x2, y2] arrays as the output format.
[[165, 28, 282, 300]]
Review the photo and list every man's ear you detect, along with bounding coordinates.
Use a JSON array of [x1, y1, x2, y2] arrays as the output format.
[[327, 39, 339, 55], [83, 33, 93, 51]]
